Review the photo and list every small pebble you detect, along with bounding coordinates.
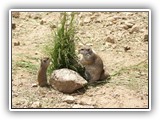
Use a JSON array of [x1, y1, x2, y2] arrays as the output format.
[[31, 83, 38, 87], [63, 96, 75, 104], [124, 46, 131, 52], [12, 23, 16, 30], [31, 101, 42, 108], [105, 35, 115, 44], [130, 25, 139, 34], [143, 32, 148, 41], [14, 41, 20, 46]]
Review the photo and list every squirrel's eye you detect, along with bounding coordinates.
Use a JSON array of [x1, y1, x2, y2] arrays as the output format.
[[81, 48, 84, 51]]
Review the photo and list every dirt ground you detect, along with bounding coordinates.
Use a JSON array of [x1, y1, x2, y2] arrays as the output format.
[[11, 11, 149, 109]]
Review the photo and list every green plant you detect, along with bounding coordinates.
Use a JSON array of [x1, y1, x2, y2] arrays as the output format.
[[111, 59, 148, 77], [44, 12, 85, 77], [109, 59, 148, 91], [13, 60, 38, 74]]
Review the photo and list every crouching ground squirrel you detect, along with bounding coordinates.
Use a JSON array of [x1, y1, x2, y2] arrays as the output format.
[[79, 47, 110, 83], [37, 57, 50, 87]]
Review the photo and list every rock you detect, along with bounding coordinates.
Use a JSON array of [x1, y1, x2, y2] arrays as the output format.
[[112, 44, 117, 49], [107, 17, 114, 22], [95, 17, 102, 23], [77, 97, 94, 105], [126, 12, 134, 16], [49, 68, 88, 93], [105, 35, 115, 44], [14, 41, 20, 46], [79, 20, 84, 26], [72, 104, 94, 108], [28, 14, 32, 18], [121, 21, 134, 30], [121, 16, 127, 20], [12, 93, 18, 97], [86, 43, 93, 46], [125, 21, 134, 28], [94, 13, 100, 17], [112, 93, 120, 98], [35, 52, 38, 55], [84, 17, 91, 24], [104, 42, 112, 49], [124, 46, 131, 52], [50, 24, 56, 29], [121, 24, 129, 30], [90, 15, 96, 20], [31, 101, 42, 108], [40, 20, 46, 25], [108, 16, 120, 22], [31, 83, 38, 87], [113, 16, 121, 20], [18, 82, 23, 87], [100, 46, 106, 51], [12, 12, 20, 18], [112, 20, 117, 24], [63, 95, 75, 104], [129, 25, 139, 34], [12, 23, 16, 30], [33, 14, 42, 19], [143, 32, 148, 41]]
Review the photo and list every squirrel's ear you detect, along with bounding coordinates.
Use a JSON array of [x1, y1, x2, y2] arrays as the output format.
[[40, 57, 43, 62], [88, 48, 92, 52]]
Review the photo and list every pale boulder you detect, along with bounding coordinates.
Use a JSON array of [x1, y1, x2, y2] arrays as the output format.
[[49, 68, 87, 93]]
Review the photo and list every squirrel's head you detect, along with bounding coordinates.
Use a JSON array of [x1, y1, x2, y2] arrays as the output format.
[[79, 47, 93, 56], [40, 57, 50, 68]]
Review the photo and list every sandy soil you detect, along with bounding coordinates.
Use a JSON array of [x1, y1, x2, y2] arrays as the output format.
[[11, 11, 149, 109]]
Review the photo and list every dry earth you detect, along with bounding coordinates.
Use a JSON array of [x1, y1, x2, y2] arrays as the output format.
[[11, 11, 149, 109]]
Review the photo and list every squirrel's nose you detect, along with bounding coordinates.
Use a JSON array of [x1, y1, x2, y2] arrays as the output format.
[[78, 49, 81, 53]]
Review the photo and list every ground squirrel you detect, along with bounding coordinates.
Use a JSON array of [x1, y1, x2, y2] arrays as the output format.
[[79, 47, 110, 83], [37, 57, 50, 87]]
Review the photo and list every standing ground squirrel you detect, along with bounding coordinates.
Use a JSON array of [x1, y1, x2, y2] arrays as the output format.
[[79, 47, 110, 83], [37, 57, 50, 87]]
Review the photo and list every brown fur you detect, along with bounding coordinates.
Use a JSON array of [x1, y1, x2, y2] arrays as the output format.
[[37, 57, 50, 87], [79, 47, 110, 83]]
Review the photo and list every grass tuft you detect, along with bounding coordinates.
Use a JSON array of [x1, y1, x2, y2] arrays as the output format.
[[44, 12, 85, 77]]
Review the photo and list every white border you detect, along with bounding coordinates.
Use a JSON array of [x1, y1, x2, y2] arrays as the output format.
[[10, 9, 150, 12], [9, 9, 12, 111], [9, 9, 151, 111], [149, 8, 151, 111]]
